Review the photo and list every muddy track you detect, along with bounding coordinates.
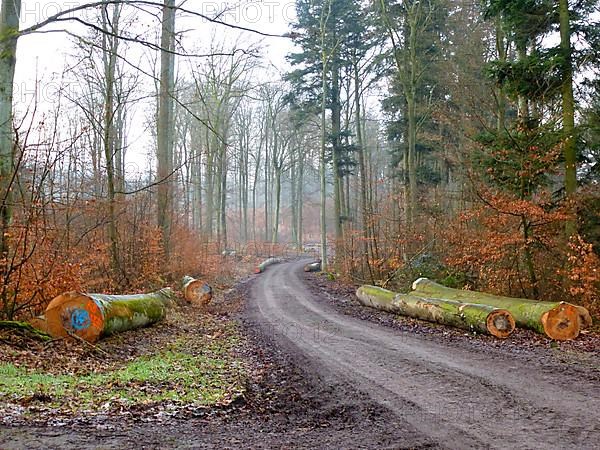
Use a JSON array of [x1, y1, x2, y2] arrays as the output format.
[[245, 259, 600, 450]]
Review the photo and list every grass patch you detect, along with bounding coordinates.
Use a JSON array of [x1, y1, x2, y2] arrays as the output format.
[[0, 324, 246, 414]]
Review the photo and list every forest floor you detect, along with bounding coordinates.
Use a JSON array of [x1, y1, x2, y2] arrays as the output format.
[[1, 258, 599, 449]]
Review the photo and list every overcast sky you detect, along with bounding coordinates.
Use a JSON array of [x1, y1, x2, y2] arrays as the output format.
[[13, 0, 298, 172]]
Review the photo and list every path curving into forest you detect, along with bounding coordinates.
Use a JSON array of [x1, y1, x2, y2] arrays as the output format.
[[246, 259, 600, 449]]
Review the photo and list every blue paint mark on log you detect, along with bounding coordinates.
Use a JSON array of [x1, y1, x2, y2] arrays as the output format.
[[70, 308, 91, 330], [201, 284, 212, 295]]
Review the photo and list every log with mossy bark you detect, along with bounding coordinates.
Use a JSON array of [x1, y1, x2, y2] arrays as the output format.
[[304, 261, 321, 272], [255, 257, 281, 273], [181, 276, 213, 305], [29, 315, 49, 334], [356, 286, 515, 338], [44, 288, 175, 342], [0, 320, 52, 341], [412, 278, 589, 340]]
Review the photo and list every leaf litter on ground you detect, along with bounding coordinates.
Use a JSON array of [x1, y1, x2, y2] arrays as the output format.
[[0, 294, 250, 426]]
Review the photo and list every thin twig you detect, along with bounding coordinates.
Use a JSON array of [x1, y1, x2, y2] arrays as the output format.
[[43, 337, 66, 348], [67, 331, 112, 357]]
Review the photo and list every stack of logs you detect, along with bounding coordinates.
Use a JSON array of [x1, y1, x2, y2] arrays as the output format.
[[356, 278, 592, 340], [30, 276, 212, 343]]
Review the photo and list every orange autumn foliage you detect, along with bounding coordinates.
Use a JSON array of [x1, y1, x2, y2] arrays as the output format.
[[563, 235, 600, 316], [0, 191, 261, 320], [441, 189, 599, 316]]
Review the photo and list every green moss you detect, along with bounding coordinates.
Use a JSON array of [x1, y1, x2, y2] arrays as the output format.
[[0, 321, 51, 341], [0, 330, 246, 411]]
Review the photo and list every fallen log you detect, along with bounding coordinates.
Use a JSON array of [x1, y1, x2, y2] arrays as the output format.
[[29, 315, 49, 334], [573, 306, 593, 329], [0, 320, 52, 341], [356, 286, 515, 338], [255, 257, 281, 274], [304, 261, 321, 272], [45, 288, 175, 342], [181, 276, 213, 305], [412, 278, 587, 340]]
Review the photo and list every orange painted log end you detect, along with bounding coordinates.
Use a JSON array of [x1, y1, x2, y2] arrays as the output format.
[[184, 279, 213, 305], [541, 302, 581, 341], [45, 292, 104, 342], [486, 309, 515, 339]]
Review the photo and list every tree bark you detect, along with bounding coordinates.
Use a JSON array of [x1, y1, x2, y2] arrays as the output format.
[[319, 55, 329, 271], [356, 286, 515, 338], [495, 19, 507, 133], [157, 0, 175, 258], [559, 0, 577, 238], [272, 168, 281, 244], [412, 278, 589, 340], [45, 289, 175, 342], [331, 60, 344, 253], [102, 4, 121, 275], [263, 118, 270, 242], [255, 257, 281, 273], [353, 52, 373, 282], [0, 0, 21, 298]]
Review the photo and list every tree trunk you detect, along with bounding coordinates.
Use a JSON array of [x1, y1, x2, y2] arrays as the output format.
[[406, 89, 417, 225], [45, 289, 175, 342], [516, 44, 530, 122], [412, 278, 589, 340], [181, 276, 212, 305], [102, 4, 121, 275], [356, 286, 515, 338], [320, 54, 329, 271], [0, 0, 21, 301], [331, 61, 343, 252], [354, 53, 373, 282], [559, 0, 577, 238], [291, 158, 298, 247], [297, 151, 304, 251], [157, 0, 175, 258], [495, 19, 507, 133], [219, 151, 228, 248], [264, 122, 270, 242], [272, 168, 281, 244], [205, 133, 215, 237]]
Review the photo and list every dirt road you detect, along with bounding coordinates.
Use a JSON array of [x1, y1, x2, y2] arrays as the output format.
[[2, 259, 599, 449], [245, 260, 600, 449]]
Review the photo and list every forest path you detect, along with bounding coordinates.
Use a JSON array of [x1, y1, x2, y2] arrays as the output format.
[[245, 259, 600, 449], [2, 259, 599, 449]]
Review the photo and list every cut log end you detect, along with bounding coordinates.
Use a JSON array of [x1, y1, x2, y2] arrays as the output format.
[[541, 303, 580, 341], [411, 277, 430, 291], [29, 316, 49, 334], [486, 309, 515, 339], [45, 292, 104, 342], [575, 305, 593, 329], [303, 261, 321, 272], [183, 279, 213, 305], [255, 257, 281, 274]]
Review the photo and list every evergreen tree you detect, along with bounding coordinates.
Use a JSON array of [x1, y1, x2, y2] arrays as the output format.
[[378, 0, 449, 224], [286, 0, 374, 266]]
